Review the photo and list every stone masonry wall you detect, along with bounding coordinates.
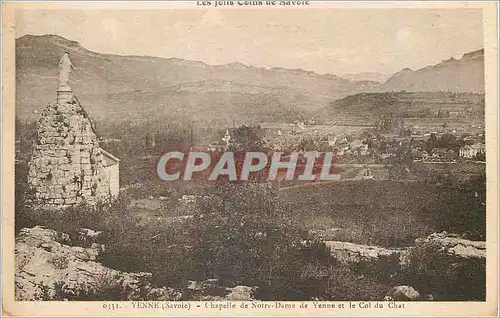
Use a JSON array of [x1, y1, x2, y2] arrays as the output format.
[[27, 93, 110, 209]]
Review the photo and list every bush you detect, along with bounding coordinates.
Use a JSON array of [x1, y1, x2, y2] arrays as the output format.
[[51, 271, 130, 301], [431, 175, 486, 240], [297, 264, 391, 301], [16, 194, 136, 247], [98, 220, 189, 287], [182, 183, 303, 288], [399, 244, 486, 300], [350, 253, 401, 284]]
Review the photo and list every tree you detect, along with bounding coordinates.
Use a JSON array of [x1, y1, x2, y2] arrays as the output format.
[[227, 125, 268, 152], [438, 133, 459, 151], [388, 146, 414, 180], [446, 149, 457, 162], [474, 152, 486, 162], [425, 133, 439, 154]]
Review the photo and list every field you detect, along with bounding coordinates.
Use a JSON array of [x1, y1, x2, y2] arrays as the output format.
[[304, 124, 374, 135], [404, 117, 484, 135], [280, 174, 485, 247], [413, 162, 485, 183], [260, 123, 371, 135]]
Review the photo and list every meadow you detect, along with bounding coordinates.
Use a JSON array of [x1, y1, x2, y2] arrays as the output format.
[[280, 175, 486, 247]]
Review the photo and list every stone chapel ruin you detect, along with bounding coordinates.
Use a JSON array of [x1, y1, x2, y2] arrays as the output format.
[[27, 53, 119, 209]]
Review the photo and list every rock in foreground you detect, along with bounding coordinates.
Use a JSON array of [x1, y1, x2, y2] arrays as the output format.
[[415, 231, 486, 259], [15, 226, 180, 301], [324, 231, 485, 265], [385, 285, 421, 301]]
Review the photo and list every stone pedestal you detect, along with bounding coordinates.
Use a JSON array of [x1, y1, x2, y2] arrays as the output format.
[[28, 91, 110, 210], [57, 88, 74, 104]]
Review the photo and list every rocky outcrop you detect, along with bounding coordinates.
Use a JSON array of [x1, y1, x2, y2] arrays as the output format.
[[415, 231, 486, 259], [324, 241, 405, 264], [27, 92, 109, 209], [185, 280, 256, 301], [324, 232, 485, 265], [225, 286, 256, 301], [15, 226, 257, 301], [385, 285, 421, 301], [324, 233, 485, 303], [15, 226, 180, 301]]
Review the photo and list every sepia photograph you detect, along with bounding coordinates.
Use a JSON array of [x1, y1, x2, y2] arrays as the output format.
[[2, 1, 498, 316]]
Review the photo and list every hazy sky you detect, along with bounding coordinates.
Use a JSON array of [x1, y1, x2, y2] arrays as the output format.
[[16, 8, 483, 75]]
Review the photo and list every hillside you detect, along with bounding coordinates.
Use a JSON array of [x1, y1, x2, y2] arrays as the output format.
[[101, 81, 312, 124], [16, 34, 369, 123], [316, 91, 485, 123], [381, 49, 484, 93]]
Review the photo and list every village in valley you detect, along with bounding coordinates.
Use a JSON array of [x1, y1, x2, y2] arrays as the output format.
[[132, 90, 486, 185]]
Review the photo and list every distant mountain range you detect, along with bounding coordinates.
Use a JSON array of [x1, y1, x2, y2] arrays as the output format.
[[341, 72, 392, 84], [15, 34, 484, 123], [382, 49, 484, 93]]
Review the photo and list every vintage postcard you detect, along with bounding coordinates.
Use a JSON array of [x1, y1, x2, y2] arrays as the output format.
[[2, 1, 498, 316]]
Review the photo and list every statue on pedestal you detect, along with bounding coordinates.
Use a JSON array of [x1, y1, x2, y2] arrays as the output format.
[[58, 52, 75, 91]]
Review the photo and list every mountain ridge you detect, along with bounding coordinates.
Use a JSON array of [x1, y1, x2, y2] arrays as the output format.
[[16, 34, 485, 123], [15, 34, 364, 122], [382, 49, 484, 92], [16, 34, 348, 80]]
